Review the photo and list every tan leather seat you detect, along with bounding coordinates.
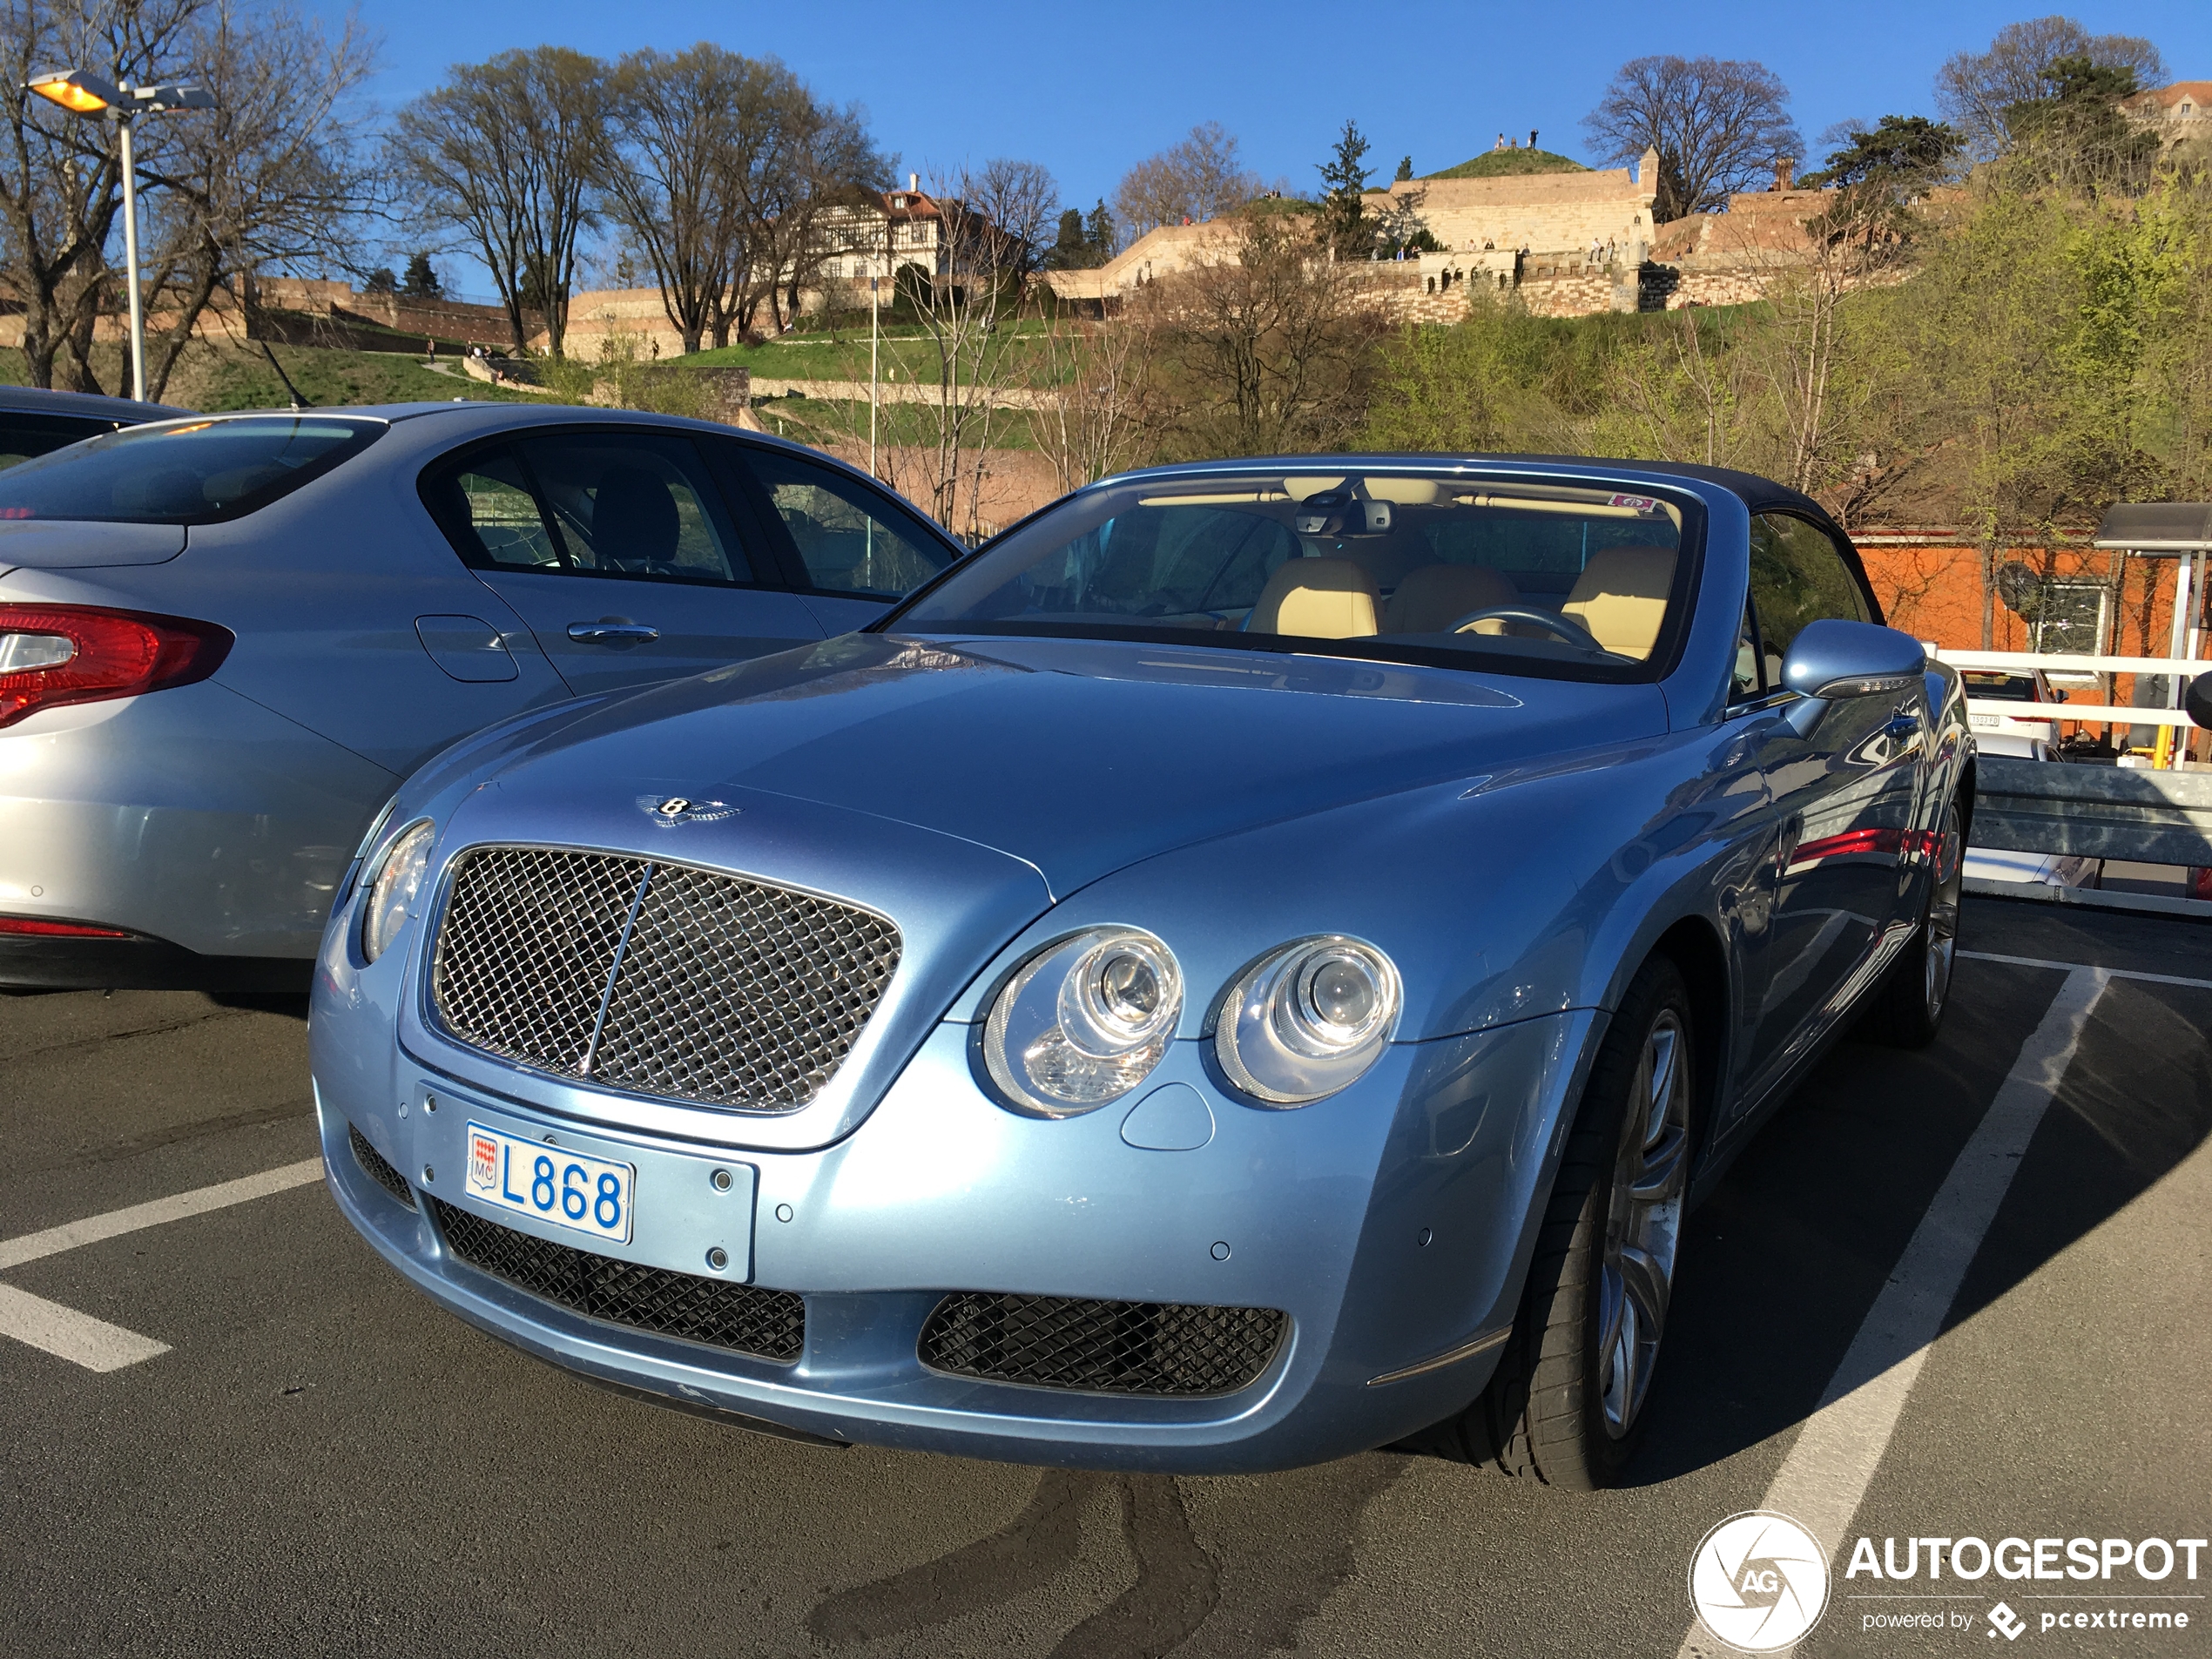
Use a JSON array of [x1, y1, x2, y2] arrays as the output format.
[[1246, 557, 1379, 638], [1561, 547, 1678, 659], [1384, 563, 1520, 634]]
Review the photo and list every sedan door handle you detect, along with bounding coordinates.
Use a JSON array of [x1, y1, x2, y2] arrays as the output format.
[[566, 620, 659, 644]]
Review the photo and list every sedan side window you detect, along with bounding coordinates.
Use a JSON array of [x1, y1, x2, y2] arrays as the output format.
[[741, 448, 954, 597], [514, 433, 752, 584], [425, 448, 562, 569], [1749, 513, 1871, 671]]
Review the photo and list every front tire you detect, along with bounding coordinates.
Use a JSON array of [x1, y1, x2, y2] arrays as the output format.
[[1448, 954, 1698, 1489], [1856, 798, 1962, 1049]]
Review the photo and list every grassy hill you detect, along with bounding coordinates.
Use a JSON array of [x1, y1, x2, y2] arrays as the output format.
[[1424, 148, 1589, 180], [2, 341, 552, 412]]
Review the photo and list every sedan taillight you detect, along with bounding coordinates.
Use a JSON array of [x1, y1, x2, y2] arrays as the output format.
[[0, 604, 233, 729]]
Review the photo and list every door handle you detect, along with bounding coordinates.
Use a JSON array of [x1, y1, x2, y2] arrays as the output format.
[[566, 620, 659, 644]]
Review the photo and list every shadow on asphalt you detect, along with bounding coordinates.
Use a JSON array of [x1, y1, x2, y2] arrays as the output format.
[[1619, 908, 2212, 1488]]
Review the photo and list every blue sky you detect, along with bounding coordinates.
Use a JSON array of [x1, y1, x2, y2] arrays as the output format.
[[310, 0, 2209, 268]]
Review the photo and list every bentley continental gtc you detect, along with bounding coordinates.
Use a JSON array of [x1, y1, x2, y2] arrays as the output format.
[[313, 455, 1969, 1485]]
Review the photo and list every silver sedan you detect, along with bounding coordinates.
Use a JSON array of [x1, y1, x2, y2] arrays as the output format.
[[0, 402, 963, 989]]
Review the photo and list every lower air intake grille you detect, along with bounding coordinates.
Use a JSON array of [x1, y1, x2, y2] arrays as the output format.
[[430, 1200, 804, 1363], [919, 1292, 1285, 1397], [349, 1123, 415, 1210]]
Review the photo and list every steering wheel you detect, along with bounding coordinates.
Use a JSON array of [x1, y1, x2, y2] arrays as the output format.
[[1446, 605, 1608, 652]]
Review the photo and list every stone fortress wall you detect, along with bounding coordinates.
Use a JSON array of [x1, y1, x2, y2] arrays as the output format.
[[1365, 150, 1660, 261]]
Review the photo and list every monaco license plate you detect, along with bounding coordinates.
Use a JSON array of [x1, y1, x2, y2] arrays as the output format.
[[465, 1123, 636, 1244]]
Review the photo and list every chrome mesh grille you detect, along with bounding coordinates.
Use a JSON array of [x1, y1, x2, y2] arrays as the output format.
[[918, 1292, 1286, 1397], [429, 846, 900, 1111], [433, 847, 647, 1076], [588, 861, 903, 1109]]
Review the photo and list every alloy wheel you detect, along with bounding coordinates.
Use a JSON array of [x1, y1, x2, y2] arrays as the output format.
[[1597, 1008, 1690, 1439], [1924, 807, 1963, 1017]]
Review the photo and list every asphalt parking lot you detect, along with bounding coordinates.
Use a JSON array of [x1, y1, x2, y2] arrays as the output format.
[[2, 898, 2206, 1658]]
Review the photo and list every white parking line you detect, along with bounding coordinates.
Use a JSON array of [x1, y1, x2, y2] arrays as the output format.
[[0, 1284, 170, 1372], [1676, 968, 2112, 1658], [1959, 948, 2212, 992], [0, 1156, 326, 1372], [0, 1157, 325, 1271]]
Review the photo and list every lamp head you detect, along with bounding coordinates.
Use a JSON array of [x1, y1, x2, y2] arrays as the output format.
[[25, 69, 123, 116], [139, 83, 215, 111]]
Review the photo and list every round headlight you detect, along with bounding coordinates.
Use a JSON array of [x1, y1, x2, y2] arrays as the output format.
[[982, 927, 1183, 1116], [1215, 936, 1401, 1105], [360, 820, 435, 965]]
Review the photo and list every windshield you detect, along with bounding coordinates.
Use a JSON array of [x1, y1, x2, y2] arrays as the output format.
[[0, 416, 382, 524], [894, 469, 1696, 679]]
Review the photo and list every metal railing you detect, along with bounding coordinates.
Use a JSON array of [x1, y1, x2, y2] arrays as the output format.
[[1973, 756, 2212, 867], [1935, 649, 2210, 730]]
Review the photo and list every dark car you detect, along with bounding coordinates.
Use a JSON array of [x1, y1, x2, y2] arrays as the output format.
[[0, 383, 188, 470]]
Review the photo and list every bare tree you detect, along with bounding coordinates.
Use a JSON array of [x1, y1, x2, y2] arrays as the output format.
[[1138, 209, 1386, 459], [134, 0, 377, 400], [1593, 311, 1755, 469], [738, 91, 887, 336], [813, 165, 1035, 536], [1113, 121, 1258, 240], [1, 0, 199, 390], [961, 156, 1056, 281], [1936, 15, 2166, 158], [1581, 55, 1804, 221], [1025, 314, 1153, 495], [597, 45, 774, 355], [391, 47, 604, 355]]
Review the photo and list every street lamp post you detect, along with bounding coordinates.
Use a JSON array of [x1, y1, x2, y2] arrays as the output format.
[[24, 69, 215, 402]]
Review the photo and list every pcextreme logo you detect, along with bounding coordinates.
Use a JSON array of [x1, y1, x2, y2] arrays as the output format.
[[1689, 1510, 1832, 1652]]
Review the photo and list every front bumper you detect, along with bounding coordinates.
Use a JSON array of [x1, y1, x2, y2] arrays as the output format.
[[318, 1010, 1595, 1474]]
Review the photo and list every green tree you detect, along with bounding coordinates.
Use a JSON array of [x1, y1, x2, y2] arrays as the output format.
[[1317, 118, 1373, 257], [1394, 154, 1413, 181], [401, 250, 442, 298], [1048, 206, 1087, 267], [1799, 115, 1964, 193], [1084, 198, 1116, 259]]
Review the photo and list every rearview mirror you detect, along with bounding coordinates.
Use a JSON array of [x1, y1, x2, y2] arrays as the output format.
[[1781, 619, 1927, 701]]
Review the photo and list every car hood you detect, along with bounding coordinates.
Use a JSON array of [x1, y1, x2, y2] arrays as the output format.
[[473, 632, 1673, 898]]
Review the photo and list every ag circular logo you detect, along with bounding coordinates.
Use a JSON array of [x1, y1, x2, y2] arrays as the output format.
[[1688, 1510, 1831, 1652]]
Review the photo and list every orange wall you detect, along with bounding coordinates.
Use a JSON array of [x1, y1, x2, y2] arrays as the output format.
[[1859, 543, 2181, 657], [1858, 543, 2200, 748]]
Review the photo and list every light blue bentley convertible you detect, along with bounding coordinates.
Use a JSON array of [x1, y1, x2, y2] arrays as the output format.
[[313, 455, 1969, 1486]]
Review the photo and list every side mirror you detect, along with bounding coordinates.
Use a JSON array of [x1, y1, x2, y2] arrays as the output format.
[[1781, 618, 1927, 701]]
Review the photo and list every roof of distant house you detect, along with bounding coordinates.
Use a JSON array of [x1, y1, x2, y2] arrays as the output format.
[[2121, 80, 2212, 115]]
